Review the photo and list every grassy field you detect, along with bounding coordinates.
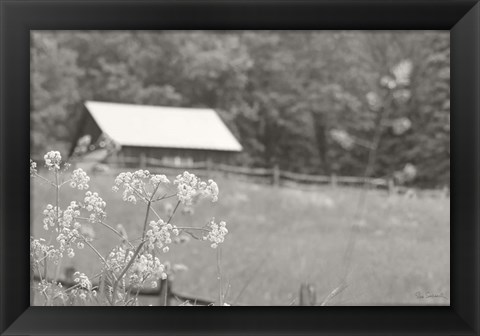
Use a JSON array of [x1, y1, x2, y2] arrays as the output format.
[[31, 169, 450, 306]]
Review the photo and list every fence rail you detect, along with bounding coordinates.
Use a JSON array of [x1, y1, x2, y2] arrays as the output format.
[[33, 275, 219, 306], [32, 275, 327, 306], [56, 156, 393, 191]]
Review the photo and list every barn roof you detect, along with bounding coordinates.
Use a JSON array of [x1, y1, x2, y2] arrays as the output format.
[[84, 101, 243, 152]]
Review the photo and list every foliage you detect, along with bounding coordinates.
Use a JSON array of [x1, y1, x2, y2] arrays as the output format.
[[30, 31, 450, 187], [30, 151, 229, 306]]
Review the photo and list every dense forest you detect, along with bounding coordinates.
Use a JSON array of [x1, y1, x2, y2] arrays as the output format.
[[31, 31, 450, 188]]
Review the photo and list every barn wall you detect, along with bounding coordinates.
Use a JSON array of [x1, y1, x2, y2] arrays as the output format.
[[116, 146, 237, 166], [69, 110, 103, 157]]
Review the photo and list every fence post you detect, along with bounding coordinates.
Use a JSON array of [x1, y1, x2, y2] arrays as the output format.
[[272, 164, 280, 186], [158, 278, 172, 306], [299, 283, 316, 306], [330, 174, 338, 188]]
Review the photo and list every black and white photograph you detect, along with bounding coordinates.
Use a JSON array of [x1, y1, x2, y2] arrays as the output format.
[[29, 30, 450, 306]]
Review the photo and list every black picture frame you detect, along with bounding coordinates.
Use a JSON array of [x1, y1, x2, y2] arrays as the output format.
[[1, 0, 479, 335]]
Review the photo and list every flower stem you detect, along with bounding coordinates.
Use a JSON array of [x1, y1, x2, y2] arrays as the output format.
[[112, 241, 145, 305]]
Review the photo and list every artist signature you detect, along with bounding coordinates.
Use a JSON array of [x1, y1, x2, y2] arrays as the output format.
[[415, 291, 449, 300]]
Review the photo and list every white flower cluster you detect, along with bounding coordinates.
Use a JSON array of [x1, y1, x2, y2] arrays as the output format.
[[41, 202, 86, 258], [44, 151, 62, 171], [36, 280, 69, 303], [56, 201, 83, 258], [74, 272, 92, 291], [145, 219, 179, 252], [83, 191, 106, 223], [106, 246, 166, 288], [174, 172, 219, 206], [30, 237, 49, 256], [106, 246, 135, 273], [30, 237, 61, 263], [70, 168, 90, 190], [150, 174, 170, 187], [113, 170, 170, 204], [42, 204, 59, 230], [30, 159, 37, 177], [203, 219, 228, 248], [130, 252, 167, 288]]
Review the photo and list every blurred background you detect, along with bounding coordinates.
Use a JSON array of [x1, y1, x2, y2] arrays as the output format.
[[30, 31, 450, 305]]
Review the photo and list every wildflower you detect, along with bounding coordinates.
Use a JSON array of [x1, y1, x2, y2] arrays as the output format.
[[174, 172, 219, 205], [30, 159, 37, 177], [145, 219, 178, 251], [203, 219, 228, 248], [47, 201, 85, 257], [150, 174, 170, 187], [43, 151, 62, 171], [129, 252, 166, 287], [74, 272, 92, 291], [106, 246, 134, 273], [113, 170, 170, 203], [30, 237, 60, 263], [42, 204, 58, 230], [83, 191, 107, 222], [107, 247, 166, 288], [70, 168, 90, 190], [200, 180, 219, 202]]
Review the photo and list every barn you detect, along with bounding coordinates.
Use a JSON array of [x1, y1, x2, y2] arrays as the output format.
[[70, 101, 243, 166]]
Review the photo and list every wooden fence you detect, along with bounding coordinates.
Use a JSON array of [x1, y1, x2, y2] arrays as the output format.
[[33, 274, 222, 306], [33, 274, 335, 306], [65, 156, 394, 191]]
